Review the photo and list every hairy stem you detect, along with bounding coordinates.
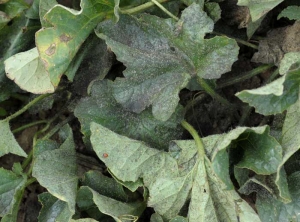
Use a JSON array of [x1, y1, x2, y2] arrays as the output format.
[[42, 115, 75, 140], [181, 120, 205, 157], [151, 0, 179, 20], [217, 64, 274, 89], [197, 77, 233, 107], [12, 120, 48, 133], [213, 31, 258, 49], [120, 0, 169, 14], [5, 94, 51, 121]]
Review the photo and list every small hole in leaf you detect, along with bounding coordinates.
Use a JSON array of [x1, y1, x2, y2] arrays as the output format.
[[170, 47, 175, 52]]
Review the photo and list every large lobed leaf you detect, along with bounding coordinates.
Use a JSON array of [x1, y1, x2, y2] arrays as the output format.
[[96, 3, 239, 121], [74, 79, 184, 150], [35, 0, 115, 88], [89, 122, 279, 220]]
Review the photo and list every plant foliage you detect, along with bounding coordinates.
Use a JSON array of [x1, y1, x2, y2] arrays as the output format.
[[1, 0, 300, 221]]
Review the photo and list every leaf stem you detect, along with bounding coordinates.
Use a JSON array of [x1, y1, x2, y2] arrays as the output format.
[[5, 94, 51, 122], [212, 31, 258, 49], [42, 115, 75, 140], [120, 0, 169, 14], [12, 120, 48, 133], [197, 77, 232, 107], [25, 177, 36, 187], [217, 64, 274, 89], [181, 120, 205, 158], [266, 68, 279, 84], [151, 0, 179, 20]]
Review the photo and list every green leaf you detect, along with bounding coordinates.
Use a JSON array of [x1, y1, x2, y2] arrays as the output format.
[[150, 213, 164, 222], [274, 97, 300, 203], [39, 0, 57, 27], [234, 127, 282, 175], [279, 52, 300, 75], [0, 12, 40, 101], [170, 216, 188, 222], [32, 125, 78, 214], [237, 0, 283, 22], [66, 34, 113, 91], [96, 3, 238, 121], [0, 119, 27, 157], [35, 0, 115, 88], [5, 47, 55, 94], [205, 2, 221, 22], [278, 6, 300, 21], [0, 0, 28, 30], [77, 186, 146, 222], [82, 170, 129, 202], [187, 158, 259, 221], [0, 165, 27, 218], [38, 192, 73, 222], [25, 0, 39, 19], [90, 123, 189, 219], [256, 171, 300, 221], [181, 0, 204, 7], [70, 219, 98, 222], [74, 79, 184, 150], [90, 123, 260, 220], [246, 15, 265, 39], [236, 69, 300, 115]]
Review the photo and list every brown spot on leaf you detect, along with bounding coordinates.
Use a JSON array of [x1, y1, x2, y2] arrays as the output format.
[[45, 43, 56, 56], [41, 59, 48, 68], [59, 34, 72, 43], [103, 153, 108, 158]]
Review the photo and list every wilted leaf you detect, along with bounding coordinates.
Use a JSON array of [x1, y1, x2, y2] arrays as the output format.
[[236, 69, 300, 115], [32, 125, 77, 213], [35, 0, 115, 87], [74, 80, 183, 150], [5, 47, 55, 94], [77, 186, 146, 222], [96, 3, 238, 121], [237, 0, 283, 22], [38, 192, 73, 222], [278, 6, 300, 21], [0, 164, 27, 218], [0, 119, 27, 157], [90, 122, 261, 220], [252, 21, 300, 66]]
